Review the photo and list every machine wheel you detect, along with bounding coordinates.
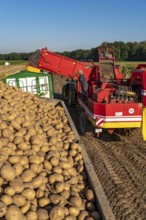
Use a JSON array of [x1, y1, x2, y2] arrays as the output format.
[[68, 88, 76, 106], [62, 84, 68, 100], [79, 111, 87, 135]]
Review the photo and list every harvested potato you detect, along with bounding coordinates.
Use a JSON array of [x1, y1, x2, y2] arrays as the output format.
[[5, 205, 22, 220], [30, 163, 43, 174], [21, 188, 35, 200], [0, 202, 7, 217], [10, 178, 24, 193], [0, 164, 16, 181], [21, 200, 30, 214], [21, 169, 35, 182], [37, 208, 49, 220], [4, 186, 15, 196], [32, 175, 44, 188], [26, 210, 37, 220], [13, 194, 26, 207], [0, 83, 100, 220], [49, 194, 61, 205], [13, 163, 24, 176], [49, 206, 65, 220], [69, 196, 82, 207], [38, 197, 50, 207], [85, 189, 95, 202], [50, 156, 59, 167], [1, 194, 13, 206]]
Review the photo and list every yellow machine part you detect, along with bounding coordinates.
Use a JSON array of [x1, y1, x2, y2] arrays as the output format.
[[26, 65, 41, 73], [142, 108, 146, 141], [88, 116, 141, 129]]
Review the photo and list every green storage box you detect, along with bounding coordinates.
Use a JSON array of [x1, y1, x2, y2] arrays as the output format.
[[3, 71, 54, 98]]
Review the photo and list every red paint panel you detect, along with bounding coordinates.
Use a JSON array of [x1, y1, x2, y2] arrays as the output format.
[[88, 99, 142, 117]]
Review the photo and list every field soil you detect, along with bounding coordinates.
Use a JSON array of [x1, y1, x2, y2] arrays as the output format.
[[0, 64, 25, 79], [1, 66, 146, 219]]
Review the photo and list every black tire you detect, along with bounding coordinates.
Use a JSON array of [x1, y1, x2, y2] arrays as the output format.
[[62, 84, 68, 100], [68, 88, 76, 106], [79, 111, 87, 135]]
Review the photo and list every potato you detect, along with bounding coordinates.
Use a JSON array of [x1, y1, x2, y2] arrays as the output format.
[[21, 169, 35, 182], [30, 135, 42, 146], [32, 175, 44, 188], [37, 151, 45, 163], [22, 188, 35, 200], [30, 198, 37, 211], [19, 156, 29, 166], [50, 156, 59, 167], [2, 128, 12, 138], [64, 215, 76, 220], [59, 161, 72, 169], [69, 207, 80, 216], [0, 202, 7, 217], [30, 163, 43, 174], [78, 211, 89, 220], [43, 160, 52, 171], [0, 121, 7, 129], [13, 163, 24, 176], [8, 156, 20, 164], [29, 155, 41, 164], [5, 205, 22, 220], [21, 200, 30, 214], [4, 186, 15, 196], [48, 173, 63, 184], [85, 189, 95, 202], [54, 181, 64, 193], [13, 136, 24, 144], [52, 166, 62, 174], [41, 144, 49, 152], [63, 143, 69, 150], [0, 139, 4, 149], [18, 142, 31, 151], [26, 210, 37, 220], [38, 197, 50, 207], [11, 120, 21, 130], [0, 137, 9, 146], [35, 188, 44, 198], [60, 190, 70, 200], [10, 178, 24, 193], [0, 153, 9, 163], [69, 149, 77, 157], [1, 194, 13, 206], [0, 164, 16, 181], [2, 146, 14, 155], [49, 194, 61, 205], [37, 208, 49, 220], [49, 206, 65, 220], [69, 196, 82, 207], [13, 194, 26, 207]]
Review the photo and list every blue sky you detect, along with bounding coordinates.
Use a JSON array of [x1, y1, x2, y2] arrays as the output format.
[[0, 0, 146, 53]]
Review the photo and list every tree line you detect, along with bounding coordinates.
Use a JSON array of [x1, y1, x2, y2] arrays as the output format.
[[0, 41, 146, 62]]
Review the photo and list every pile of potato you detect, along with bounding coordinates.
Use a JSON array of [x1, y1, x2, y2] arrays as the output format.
[[0, 82, 101, 220]]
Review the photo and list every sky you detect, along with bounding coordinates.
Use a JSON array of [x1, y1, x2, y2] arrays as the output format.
[[0, 0, 146, 53]]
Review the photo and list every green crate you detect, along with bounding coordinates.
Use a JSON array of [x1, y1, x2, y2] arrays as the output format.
[[3, 70, 54, 99]]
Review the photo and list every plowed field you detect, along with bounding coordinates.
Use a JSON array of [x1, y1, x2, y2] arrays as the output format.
[[0, 64, 25, 79]]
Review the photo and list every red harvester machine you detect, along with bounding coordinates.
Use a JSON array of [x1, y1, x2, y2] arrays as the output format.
[[28, 44, 146, 140]]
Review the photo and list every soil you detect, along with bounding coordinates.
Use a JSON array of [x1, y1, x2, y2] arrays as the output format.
[[0, 64, 25, 80]]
